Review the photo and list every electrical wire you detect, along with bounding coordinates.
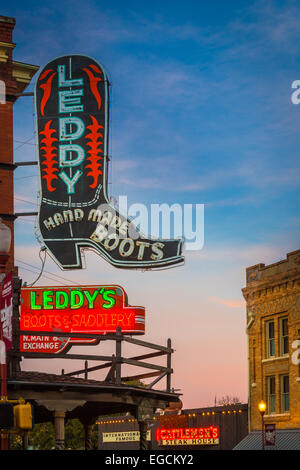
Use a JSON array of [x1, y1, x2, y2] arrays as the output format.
[[15, 174, 37, 180], [16, 218, 35, 224], [26, 249, 47, 287], [15, 258, 82, 286], [14, 197, 37, 206], [14, 136, 35, 151], [19, 266, 68, 286], [14, 139, 35, 146]]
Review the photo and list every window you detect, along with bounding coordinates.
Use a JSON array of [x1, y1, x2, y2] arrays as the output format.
[[280, 317, 289, 356], [266, 321, 275, 358], [267, 376, 276, 414], [280, 375, 289, 413]]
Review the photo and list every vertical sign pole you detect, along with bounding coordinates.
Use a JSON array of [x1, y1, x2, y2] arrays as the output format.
[[0, 328, 7, 399], [261, 414, 265, 450], [115, 326, 122, 385], [11, 276, 22, 376], [0, 326, 8, 450], [167, 338, 171, 392]]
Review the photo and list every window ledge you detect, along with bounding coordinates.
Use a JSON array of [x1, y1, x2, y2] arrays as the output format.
[[264, 413, 290, 419], [262, 355, 289, 363]]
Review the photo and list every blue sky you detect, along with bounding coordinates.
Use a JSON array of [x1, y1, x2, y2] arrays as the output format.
[[3, 0, 300, 407]]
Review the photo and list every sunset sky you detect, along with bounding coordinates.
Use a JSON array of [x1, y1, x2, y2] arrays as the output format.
[[2, 0, 300, 408]]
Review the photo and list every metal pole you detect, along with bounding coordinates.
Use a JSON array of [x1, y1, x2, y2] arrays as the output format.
[[261, 413, 264, 450], [22, 432, 29, 450], [115, 326, 122, 385], [0, 332, 7, 399], [0, 327, 8, 450], [10, 276, 22, 376], [167, 338, 171, 392]]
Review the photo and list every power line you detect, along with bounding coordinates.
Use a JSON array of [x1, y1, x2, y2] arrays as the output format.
[[14, 139, 36, 146], [15, 258, 82, 286], [14, 136, 35, 151], [27, 249, 47, 287], [15, 174, 37, 180], [14, 197, 37, 206], [17, 265, 68, 286], [15, 218, 35, 223]]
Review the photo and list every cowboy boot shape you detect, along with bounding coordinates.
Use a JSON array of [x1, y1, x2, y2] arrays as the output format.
[[35, 54, 184, 270]]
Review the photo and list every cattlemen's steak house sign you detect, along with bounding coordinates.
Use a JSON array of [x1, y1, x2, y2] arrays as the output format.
[[20, 285, 145, 354], [35, 55, 184, 270], [156, 426, 220, 446]]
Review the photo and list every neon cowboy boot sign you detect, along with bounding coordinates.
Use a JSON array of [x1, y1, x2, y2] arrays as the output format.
[[35, 55, 184, 270]]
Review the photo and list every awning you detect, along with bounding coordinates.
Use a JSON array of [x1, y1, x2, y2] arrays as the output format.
[[233, 429, 300, 450]]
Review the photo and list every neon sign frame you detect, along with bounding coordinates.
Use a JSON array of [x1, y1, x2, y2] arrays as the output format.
[[34, 54, 184, 271], [156, 426, 220, 446], [19, 284, 145, 354]]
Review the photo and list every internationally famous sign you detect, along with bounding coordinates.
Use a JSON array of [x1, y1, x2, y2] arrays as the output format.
[[19, 285, 145, 354], [102, 431, 151, 443], [34, 55, 184, 270]]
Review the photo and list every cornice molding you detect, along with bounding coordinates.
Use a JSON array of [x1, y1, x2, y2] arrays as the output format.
[[242, 272, 300, 300], [0, 41, 16, 63], [12, 60, 39, 84]]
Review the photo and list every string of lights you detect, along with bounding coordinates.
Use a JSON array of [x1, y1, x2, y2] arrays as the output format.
[[97, 408, 245, 425]]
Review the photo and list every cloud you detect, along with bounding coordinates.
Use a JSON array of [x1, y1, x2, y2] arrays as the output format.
[[229, 0, 300, 53], [185, 241, 291, 266], [209, 296, 245, 308]]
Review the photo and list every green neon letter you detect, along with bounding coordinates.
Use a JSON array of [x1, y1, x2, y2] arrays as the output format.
[[70, 290, 84, 309], [55, 291, 69, 309], [43, 291, 54, 309], [102, 290, 116, 309], [30, 291, 41, 310], [84, 290, 99, 309]]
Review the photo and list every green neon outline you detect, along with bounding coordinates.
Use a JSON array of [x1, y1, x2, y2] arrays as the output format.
[[84, 290, 99, 309], [55, 291, 69, 309], [70, 290, 84, 309], [30, 292, 41, 310], [43, 290, 54, 309], [102, 290, 116, 309]]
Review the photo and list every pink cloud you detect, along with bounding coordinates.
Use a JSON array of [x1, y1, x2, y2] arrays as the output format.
[[209, 296, 245, 308]]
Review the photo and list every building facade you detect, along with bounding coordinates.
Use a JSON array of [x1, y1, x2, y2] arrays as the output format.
[[235, 250, 300, 449], [0, 15, 38, 276]]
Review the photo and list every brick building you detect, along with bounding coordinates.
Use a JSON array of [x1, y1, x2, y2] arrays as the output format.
[[235, 249, 300, 450], [0, 15, 38, 275]]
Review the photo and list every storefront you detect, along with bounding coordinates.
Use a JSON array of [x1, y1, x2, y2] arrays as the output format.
[[97, 403, 248, 450]]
